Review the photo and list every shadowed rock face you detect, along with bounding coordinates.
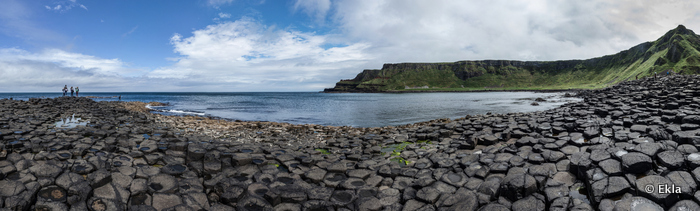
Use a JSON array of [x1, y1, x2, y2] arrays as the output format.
[[6, 74, 700, 210]]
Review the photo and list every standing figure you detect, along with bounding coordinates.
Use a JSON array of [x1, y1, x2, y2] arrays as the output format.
[[70, 87, 74, 97], [76, 87, 79, 97], [118, 95, 122, 101], [63, 85, 68, 96]]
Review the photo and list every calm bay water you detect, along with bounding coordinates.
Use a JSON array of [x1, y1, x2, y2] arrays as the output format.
[[0, 92, 581, 127]]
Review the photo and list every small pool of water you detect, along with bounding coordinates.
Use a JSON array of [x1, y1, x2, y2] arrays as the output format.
[[54, 114, 88, 129]]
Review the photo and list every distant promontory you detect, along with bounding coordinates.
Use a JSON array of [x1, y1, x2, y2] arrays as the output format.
[[324, 25, 700, 93]]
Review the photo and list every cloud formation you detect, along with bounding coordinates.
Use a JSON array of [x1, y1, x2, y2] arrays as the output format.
[[44, 0, 88, 12], [4, 0, 700, 92], [147, 17, 369, 91], [330, 0, 700, 63], [293, 0, 332, 22], [0, 48, 152, 92], [122, 26, 139, 38], [207, 0, 235, 8]]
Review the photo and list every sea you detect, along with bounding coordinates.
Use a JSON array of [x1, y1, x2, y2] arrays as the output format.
[[0, 92, 581, 128]]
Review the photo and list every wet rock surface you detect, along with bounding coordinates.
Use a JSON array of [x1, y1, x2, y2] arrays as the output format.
[[4, 75, 700, 210]]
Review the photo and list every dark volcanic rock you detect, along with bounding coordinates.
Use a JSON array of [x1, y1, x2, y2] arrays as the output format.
[[9, 75, 700, 210], [621, 152, 653, 174]]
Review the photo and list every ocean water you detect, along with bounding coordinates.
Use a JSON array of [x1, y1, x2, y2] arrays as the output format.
[[0, 92, 581, 127]]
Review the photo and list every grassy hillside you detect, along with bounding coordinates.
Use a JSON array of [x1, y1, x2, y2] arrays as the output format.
[[324, 25, 700, 92]]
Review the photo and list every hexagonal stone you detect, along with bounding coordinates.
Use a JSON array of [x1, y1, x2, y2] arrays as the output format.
[[476, 203, 510, 211], [130, 178, 148, 196], [630, 125, 648, 133], [273, 184, 307, 203], [111, 172, 133, 189], [511, 195, 545, 211], [666, 171, 697, 198], [307, 186, 333, 201], [612, 196, 663, 211], [621, 152, 652, 174], [544, 185, 569, 202], [442, 189, 477, 211], [415, 187, 440, 204], [0, 179, 25, 197], [657, 150, 685, 169], [569, 152, 591, 177], [29, 163, 63, 178], [161, 164, 187, 176], [340, 177, 366, 190], [88, 169, 113, 188], [330, 190, 356, 206], [392, 176, 414, 190], [500, 168, 537, 201], [274, 203, 301, 211], [590, 176, 629, 204], [34, 201, 69, 211], [220, 186, 244, 206], [323, 172, 347, 188], [236, 196, 272, 211], [598, 159, 622, 176], [147, 174, 178, 194], [347, 169, 372, 179], [635, 175, 678, 207], [304, 168, 326, 183], [93, 183, 130, 204], [477, 175, 503, 201], [669, 200, 700, 211], [327, 162, 348, 173], [356, 197, 382, 211], [634, 143, 660, 157], [88, 197, 125, 211], [37, 185, 67, 203], [441, 172, 467, 187]]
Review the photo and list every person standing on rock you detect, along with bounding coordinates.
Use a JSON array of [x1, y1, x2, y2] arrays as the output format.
[[75, 87, 79, 97], [70, 86, 74, 97], [119, 95, 121, 101], [62, 85, 68, 96]]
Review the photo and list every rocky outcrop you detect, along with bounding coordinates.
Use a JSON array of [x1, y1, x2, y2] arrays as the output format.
[[6, 74, 700, 210], [324, 25, 700, 93]]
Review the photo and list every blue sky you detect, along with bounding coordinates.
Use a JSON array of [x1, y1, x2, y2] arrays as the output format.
[[1, 0, 699, 92]]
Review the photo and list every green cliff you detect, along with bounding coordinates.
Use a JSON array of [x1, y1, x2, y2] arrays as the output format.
[[324, 25, 700, 92]]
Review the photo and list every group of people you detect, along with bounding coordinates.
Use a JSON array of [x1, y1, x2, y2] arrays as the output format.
[[62, 85, 79, 97]]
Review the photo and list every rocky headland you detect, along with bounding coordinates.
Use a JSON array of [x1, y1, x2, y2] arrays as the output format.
[[324, 25, 700, 93], [2, 75, 700, 210]]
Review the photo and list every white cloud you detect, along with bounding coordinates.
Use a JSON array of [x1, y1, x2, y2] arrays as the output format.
[[147, 17, 369, 91], [44, 0, 88, 12], [207, 0, 235, 8], [218, 13, 231, 18], [328, 0, 700, 64], [0, 48, 153, 92], [122, 26, 139, 37], [293, 0, 331, 22]]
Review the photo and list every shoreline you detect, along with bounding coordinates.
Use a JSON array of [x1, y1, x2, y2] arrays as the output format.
[[322, 88, 586, 94], [0, 75, 697, 210]]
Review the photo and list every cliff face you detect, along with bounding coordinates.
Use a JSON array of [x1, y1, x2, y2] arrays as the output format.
[[324, 25, 700, 92]]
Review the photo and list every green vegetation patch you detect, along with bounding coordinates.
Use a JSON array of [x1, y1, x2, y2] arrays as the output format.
[[381, 141, 435, 165], [315, 149, 331, 154]]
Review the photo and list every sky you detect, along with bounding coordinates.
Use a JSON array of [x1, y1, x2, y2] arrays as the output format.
[[1, 0, 700, 92]]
